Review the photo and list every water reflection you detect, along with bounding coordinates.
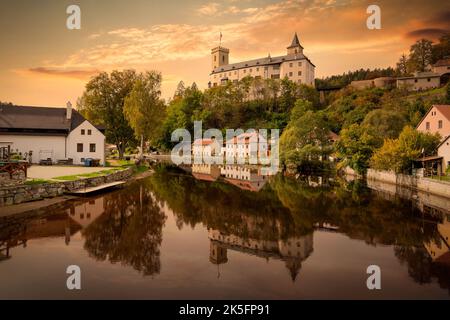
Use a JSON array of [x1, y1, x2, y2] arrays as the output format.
[[0, 163, 450, 297]]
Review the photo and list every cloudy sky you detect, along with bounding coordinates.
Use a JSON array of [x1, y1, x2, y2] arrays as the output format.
[[0, 0, 449, 106]]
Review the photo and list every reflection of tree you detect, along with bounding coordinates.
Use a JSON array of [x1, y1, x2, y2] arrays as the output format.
[[147, 165, 308, 241], [82, 182, 166, 276]]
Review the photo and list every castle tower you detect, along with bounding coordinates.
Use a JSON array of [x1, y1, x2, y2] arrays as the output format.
[[211, 46, 229, 71], [287, 32, 303, 56], [209, 241, 228, 265]]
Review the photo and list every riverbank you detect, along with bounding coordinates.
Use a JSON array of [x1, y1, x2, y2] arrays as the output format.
[[366, 169, 450, 199], [0, 166, 136, 208]]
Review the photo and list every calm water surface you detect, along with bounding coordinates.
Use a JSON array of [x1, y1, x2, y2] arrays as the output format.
[[0, 164, 449, 299]]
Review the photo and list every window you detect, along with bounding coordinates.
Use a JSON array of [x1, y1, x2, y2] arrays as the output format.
[[256, 68, 259, 72], [81, 158, 85, 163], [88, 129, 92, 135], [214, 56, 216, 62], [81, 129, 85, 135], [414, 79, 418, 83], [426, 122, 430, 130], [289, 72, 293, 77], [271, 74, 280, 79], [222, 56, 225, 62], [289, 63, 293, 67], [298, 71, 302, 76], [90, 143, 96, 152], [77, 143, 83, 152], [427, 78, 431, 82], [438, 120, 443, 129], [249, 68, 252, 73], [243, 69, 246, 73], [298, 62, 302, 67]]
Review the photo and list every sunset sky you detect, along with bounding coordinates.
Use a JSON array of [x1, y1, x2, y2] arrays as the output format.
[[0, 0, 449, 107]]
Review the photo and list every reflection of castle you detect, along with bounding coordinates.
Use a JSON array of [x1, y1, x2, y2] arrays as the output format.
[[208, 228, 313, 281], [424, 217, 450, 266]]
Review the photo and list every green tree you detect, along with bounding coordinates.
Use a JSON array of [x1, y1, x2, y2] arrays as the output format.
[[362, 109, 406, 140], [280, 106, 332, 173], [335, 124, 381, 174], [396, 53, 409, 76], [408, 39, 433, 72], [370, 126, 441, 173], [124, 71, 166, 158], [78, 70, 138, 159]]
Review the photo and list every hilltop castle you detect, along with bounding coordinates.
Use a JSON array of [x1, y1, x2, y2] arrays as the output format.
[[208, 33, 315, 88]]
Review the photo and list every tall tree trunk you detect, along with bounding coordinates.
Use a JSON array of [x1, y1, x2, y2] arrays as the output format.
[[140, 134, 144, 160], [117, 142, 125, 160]]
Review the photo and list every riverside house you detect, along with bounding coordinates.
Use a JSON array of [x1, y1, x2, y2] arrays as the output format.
[[0, 103, 106, 165]]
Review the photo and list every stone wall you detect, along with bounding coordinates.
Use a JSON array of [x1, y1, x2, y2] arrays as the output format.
[[367, 169, 450, 199], [0, 167, 133, 207]]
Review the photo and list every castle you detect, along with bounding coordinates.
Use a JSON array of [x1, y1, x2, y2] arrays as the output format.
[[208, 33, 315, 88]]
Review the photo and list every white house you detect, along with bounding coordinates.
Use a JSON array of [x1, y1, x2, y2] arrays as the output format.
[[438, 136, 450, 172], [192, 138, 221, 158], [224, 132, 270, 163], [0, 102, 106, 165]]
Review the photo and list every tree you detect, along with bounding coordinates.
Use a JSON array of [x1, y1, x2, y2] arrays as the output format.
[[408, 39, 433, 72], [396, 54, 409, 76], [78, 70, 138, 159], [370, 126, 441, 173], [431, 32, 450, 63], [335, 124, 381, 174], [173, 81, 186, 99], [124, 71, 166, 158], [280, 107, 332, 173], [362, 109, 406, 140]]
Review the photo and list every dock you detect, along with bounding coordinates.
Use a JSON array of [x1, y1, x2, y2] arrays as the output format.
[[67, 181, 126, 195]]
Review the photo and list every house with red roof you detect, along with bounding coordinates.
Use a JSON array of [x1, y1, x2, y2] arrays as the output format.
[[416, 105, 450, 141]]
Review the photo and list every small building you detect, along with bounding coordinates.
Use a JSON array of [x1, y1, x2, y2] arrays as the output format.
[[432, 58, 450, 76], [0, 103, 106, 165], [416, 104, 450, 141], [396, 71, 441, 91], [192, 138, 221, 158], [224, 132, 270, 163]]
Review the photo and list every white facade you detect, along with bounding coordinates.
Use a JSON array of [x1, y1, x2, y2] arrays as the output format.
[[438, 137, 450, 172], [210, 33, 315, 88], [67, 120, 106, 165], [0, 135, 66, 163]]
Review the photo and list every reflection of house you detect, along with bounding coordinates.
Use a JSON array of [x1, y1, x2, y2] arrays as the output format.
[[191, 163, 221, 182], [0, 103, 106, 165], [208, 228, 313, 281], [220, 165, 268, 192], [424, 217, 450, 266], [67, 197, 105, 229], [0, 213, 82, 260]]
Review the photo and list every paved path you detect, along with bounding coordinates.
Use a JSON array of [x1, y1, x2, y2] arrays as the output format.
[[27, 165, 107, 180]]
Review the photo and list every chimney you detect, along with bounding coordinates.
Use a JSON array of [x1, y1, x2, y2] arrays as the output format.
[[66, 101, 72, 120]]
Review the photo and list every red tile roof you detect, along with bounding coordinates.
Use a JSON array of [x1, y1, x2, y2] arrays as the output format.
[[435, 105, 450, 121]]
